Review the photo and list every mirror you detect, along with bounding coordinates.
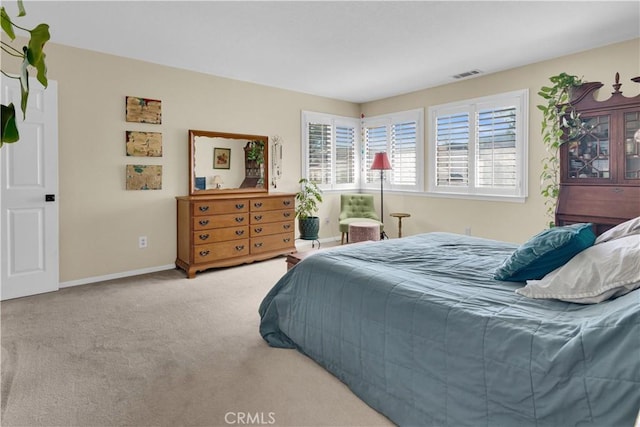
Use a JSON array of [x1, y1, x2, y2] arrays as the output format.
[[189, 130, 269, 196]]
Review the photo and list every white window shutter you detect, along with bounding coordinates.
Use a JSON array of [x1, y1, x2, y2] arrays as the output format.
[[307, 122, 332, 185], [436, 112, 470, 187]]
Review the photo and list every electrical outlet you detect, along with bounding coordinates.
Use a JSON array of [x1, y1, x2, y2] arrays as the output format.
[[324, 217, 330, 225], [464, 227, 471, 236], [139, 236, 148, 248]]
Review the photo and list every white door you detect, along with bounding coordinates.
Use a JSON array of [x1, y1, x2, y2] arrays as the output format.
[[1, 77, 59, 300]]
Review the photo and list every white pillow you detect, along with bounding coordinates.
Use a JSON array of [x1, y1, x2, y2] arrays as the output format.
[[595, 216, 640, 244], [516, 235, 640, 304]]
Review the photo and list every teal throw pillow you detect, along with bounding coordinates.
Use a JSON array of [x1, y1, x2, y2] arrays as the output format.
[[494, 223, 596, 282]]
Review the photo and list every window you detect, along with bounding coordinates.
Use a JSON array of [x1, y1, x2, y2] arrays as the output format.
[[428, 89, 528, 200], [301, 111, 360, 190], [362, 109, 424, 192]]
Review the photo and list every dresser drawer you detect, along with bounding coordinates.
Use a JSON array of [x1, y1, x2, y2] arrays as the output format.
[[193, 213, 248, 230], [193, 199, 249, 216], [194, 239, 250, 263], [251, 196, 294, 212], [251, 232, 295, 254], [250, 209, 294, 224], [194, 226, 248, 244], [250, 221, 293, 237]]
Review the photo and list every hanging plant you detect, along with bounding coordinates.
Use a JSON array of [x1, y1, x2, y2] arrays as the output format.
[[537, 72, 584, 227], [1, 0, 50, 147]]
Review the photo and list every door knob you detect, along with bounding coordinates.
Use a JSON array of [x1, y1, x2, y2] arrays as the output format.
[[45, 194, 55, 202]]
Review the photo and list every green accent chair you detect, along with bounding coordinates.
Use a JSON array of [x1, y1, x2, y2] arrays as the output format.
[[339, 194, 383, 244]]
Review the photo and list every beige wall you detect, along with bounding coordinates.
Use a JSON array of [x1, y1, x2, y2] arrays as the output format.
[[360, 38, 640, 243], [3, 41, 359, 283], [3, 38, 638, 283]]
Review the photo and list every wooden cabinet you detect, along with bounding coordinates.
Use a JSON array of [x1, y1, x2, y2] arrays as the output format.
[[556, 73, 640, 235], [176, 193, 295, 278]]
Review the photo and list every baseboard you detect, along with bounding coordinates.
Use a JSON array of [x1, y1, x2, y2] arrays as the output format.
[[59, 264, 177, 288], [60, 237, 342, 288]]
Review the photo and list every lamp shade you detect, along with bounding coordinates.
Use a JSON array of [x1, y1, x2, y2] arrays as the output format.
[[370, 152, 392, 170]]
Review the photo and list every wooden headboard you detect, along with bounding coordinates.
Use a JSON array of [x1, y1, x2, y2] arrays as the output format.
[[556, 73, 640, 236]]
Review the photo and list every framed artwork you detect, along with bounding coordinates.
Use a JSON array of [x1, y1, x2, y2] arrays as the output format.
[[213, 148, 231, 169], [126, 131, 162, 157], [126, 96, 162, 124], [126, 165, 162, 190]]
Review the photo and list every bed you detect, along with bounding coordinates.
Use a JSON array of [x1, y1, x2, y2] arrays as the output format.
[[259, 227, 639, 426]]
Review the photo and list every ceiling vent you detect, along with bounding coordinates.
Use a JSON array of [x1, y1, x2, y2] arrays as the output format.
[[452, 69, 482, 80]]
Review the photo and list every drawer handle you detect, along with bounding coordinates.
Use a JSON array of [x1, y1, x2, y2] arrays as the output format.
[[283, 212, 291, 218], [235, 245, 245, 251], [283, 200, 291, 206], [283, 224, 291, 230], [254, 227, 263, 233], [235, 217, 245, 223], [235, 229, 245, 236], [199, 219, 210, 226], [236, 203, 245, 209], [199, 250, 210, 257], [254, 215, 263, 221], [199, 206, 209, 212], [283, 238, 291, 243], [254, 242, 263, 248], [612, 187, 623, 193], [199, 234, 210, 241], [254, 202, 263, 208]]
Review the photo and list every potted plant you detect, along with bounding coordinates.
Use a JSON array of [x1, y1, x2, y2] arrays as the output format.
[[245, 140, 265, 185], [537, 72, 584, 227], [246, 140, 264, 163], [295, 178, 323, 240]]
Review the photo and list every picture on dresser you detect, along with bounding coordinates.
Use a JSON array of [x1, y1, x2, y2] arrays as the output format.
[[126, 131, 163, 157], [126, 164, 162, 190], [213, 148, 231, 169], [125, 96, 162, 124]]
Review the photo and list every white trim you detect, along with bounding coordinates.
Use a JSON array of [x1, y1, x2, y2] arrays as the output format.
[[59, 264, 176, 288], [361, 188, 526, 203], [301, 110, 361, 192], [423, 191, 526, 204], [362, 108, 424, 192], [428, 89, 528, 199]]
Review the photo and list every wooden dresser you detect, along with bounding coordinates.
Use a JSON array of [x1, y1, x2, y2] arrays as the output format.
[[176, 193, 295, 278]]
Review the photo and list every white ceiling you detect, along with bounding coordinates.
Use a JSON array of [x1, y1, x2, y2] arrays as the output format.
[[12, 1, 640, 103]]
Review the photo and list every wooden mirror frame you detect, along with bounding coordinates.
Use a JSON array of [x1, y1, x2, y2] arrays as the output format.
[[189, 129, 269, 196]]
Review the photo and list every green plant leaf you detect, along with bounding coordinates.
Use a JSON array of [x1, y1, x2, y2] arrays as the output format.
[[1, 7, 16, 39], [17, 0, 25, 16], [34, 51, 47, 87], [1, 103, 20, 145], [26, 23, 50, 69]]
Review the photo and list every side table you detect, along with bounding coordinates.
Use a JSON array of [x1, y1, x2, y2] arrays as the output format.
[[390, 213, 411, 238]]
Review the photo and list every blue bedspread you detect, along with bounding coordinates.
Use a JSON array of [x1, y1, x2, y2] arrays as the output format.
[[259, 233, 640, 426]]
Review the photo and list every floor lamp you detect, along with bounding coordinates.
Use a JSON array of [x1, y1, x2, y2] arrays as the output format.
[[370, 152, 391, 239]]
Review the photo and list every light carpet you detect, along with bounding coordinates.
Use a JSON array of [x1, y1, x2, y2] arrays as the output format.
[[1, 254, 392, 426]]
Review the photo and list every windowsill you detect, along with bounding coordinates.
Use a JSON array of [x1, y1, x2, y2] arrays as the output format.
[[422, 191, 527, 203], [324, 188, 527, 203]]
